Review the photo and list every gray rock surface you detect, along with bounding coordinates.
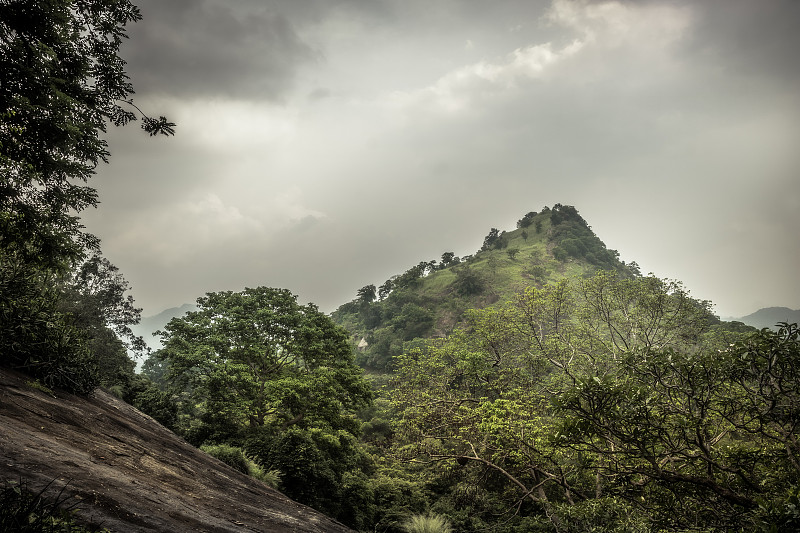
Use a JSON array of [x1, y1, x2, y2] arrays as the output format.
[[0, 369, 352, 532]]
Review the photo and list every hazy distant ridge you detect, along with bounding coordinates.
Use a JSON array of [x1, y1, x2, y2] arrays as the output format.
[[132, 303, 197, 352], [728, 307, 800, 330]]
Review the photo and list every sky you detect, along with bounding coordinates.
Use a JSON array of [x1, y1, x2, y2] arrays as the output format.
[[82, 0, 800, 320]]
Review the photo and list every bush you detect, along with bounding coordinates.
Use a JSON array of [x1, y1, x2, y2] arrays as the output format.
[[452, 267, 485, 296], [201, 443, 250, 474], [200, 443, 281, 488], [402, 513, 454, 533], [0, 260, 99, 395]]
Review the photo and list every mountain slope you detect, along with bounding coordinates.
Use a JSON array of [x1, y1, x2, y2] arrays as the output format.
[[735, 307, 800, 330], [332, 205, 639, 370], [0, 369, 352, 533], [132, 303, 197, 352]]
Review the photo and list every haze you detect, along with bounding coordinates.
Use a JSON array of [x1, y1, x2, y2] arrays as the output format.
[[82, 0, 800, 319]]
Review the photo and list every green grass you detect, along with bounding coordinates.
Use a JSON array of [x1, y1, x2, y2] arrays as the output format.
[[401, 513, 453, 533], [200, 443, 281, 488]]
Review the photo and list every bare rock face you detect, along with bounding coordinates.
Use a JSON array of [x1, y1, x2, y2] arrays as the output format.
[[0, 369, 352, 532]]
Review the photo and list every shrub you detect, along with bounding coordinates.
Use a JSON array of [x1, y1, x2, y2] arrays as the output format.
[[201, 443, 250, 474], [402, 513, 453, 533], [200, 443, 281, 488]]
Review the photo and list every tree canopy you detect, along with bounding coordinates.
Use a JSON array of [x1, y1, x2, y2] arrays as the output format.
[[391, 271, 794, 531], [0, 0, 174, 267], [157, 287, 372, 436]]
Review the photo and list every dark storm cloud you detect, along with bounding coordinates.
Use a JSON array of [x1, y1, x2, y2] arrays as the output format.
[[124, 0, 318, 99], [676, 0, 800, 84]]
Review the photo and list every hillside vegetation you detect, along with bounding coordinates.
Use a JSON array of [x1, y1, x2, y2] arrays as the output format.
[[332, 204, 642, 371], [3, 202, 798, 533]]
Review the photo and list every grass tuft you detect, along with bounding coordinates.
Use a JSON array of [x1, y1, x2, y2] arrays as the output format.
[[401, 513, 453, 533]]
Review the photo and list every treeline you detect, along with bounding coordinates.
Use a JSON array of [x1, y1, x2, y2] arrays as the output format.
[[0, 1, 177, 530], [390, 272, 799, 531], [0, 0, 174, 402], [141, 274, 799, 532]]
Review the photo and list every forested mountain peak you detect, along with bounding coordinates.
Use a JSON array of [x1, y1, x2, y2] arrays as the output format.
[[332, 205, 641, 371]]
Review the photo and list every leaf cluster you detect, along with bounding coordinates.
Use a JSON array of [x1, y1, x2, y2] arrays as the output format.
[[0, 478, 109, 532]]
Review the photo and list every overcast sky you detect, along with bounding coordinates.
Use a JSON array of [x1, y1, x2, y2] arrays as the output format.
[[83, 0, 800, 319]]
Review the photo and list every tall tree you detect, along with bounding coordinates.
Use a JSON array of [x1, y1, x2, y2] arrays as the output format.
[[158, 287, 372, 436], [0, 0, 171, 391], [57, 254, 145, 383], [480, 228, 500, 252], [357, 284, 377, 304], [0, 0, 174, 268]]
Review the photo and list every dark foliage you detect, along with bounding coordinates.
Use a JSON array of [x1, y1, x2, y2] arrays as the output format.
[[0, 479, 106, 532], [1, 0, 171, 395], [548, 204, 622, 271]]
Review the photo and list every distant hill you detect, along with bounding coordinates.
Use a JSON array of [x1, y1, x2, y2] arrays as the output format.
[[729, 307, 800, 330], [132, 303, 197, 352], [331, 204, 641, 371]]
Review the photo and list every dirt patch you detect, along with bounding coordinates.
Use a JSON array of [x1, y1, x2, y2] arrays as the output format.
[[0, 369, 352, 532]]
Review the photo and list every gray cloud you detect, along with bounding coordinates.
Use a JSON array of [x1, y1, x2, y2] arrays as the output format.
[[677, 0, 800, 84], [87, 0, 800, 319], [124, 0, 318, 99]]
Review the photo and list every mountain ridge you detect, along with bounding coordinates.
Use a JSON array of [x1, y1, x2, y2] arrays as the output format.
[[132, 303, 197, 353], [725, 306, 800, 330]]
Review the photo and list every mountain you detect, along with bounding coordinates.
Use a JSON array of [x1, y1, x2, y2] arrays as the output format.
[[331, 205, 641, 371], [0, 368, 352, 532], [132, 303, 197, 352], [730, 307, 800, 330]]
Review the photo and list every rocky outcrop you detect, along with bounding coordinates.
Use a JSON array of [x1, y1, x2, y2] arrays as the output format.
[[0, 369, 352, 532]]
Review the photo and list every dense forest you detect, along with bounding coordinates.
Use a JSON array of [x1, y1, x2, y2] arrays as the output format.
[[2, 2, 799, 532]]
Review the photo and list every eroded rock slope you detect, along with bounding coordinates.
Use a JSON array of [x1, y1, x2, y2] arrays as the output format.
[[0, 369, 352, 532]]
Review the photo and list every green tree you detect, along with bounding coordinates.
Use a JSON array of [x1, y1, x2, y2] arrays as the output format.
[[392, 272, 755, 531], [379, 279, 395, 300], [0, 0, 172, 393], [56, 254, 150, 394], [158, 287, 372, 436], [357, 284, 377, 303], [440, 252, 459, 269], [59, 255, 145, 350], [0, 252, 145, 394], [391, 303, 434, 341], [245, 425, 376, 528], [480, 228, 500, 252], [1, 0, 174, 269], [451, 266, 485, 296], [553, 323, 800, 530], [516, 211, 537, 229]]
